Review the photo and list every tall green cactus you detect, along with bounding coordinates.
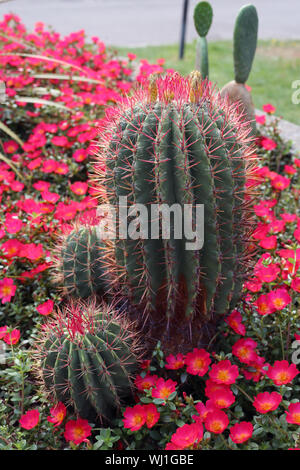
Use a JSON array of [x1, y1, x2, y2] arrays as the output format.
[[36, 300, 139, 422], [88, 72, 256, 351], [234, 4, 258, 84], [193, 1, 213, 79]]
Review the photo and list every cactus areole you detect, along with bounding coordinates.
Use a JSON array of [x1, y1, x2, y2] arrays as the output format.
[[90, 72, 256, 353]]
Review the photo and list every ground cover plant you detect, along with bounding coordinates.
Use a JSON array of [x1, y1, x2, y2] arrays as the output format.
[[0, 14, 299, 451]]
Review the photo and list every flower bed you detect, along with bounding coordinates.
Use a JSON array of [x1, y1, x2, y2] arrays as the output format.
[[0, 15, 299, 451]]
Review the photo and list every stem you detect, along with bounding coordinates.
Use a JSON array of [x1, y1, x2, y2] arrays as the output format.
[[235, 384, 254, 403]]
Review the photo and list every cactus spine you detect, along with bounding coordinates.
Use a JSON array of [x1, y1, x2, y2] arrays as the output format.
[[36, 300, 139, 422], [193, 2, 213, 79]]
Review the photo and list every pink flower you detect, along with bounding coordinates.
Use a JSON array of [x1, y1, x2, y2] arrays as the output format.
[[123, 404, 146, 431], [268, 287, 292, 311], [253, 392, 282, 414], [209, 360, 239, 385], [152, 378, 177, 400], [185, 348, 211, 376], [225, 310, 246, 336], [0, 278, 17, 303], [286, 403, 300, 425], [230, 422, 253, 444], [267, 360, 299, 385], [36, 299, 54, 316], [165, 353, 185, 370], [4, 328, 20, 345], [261, 137, 277, 151], [165, 422, 203, 450], [19, 409, 39, 430], [262, 103, 276, 114], [47, 402, 67, 427], [255, 115, 266, 125], [64, 418, 91, 445]]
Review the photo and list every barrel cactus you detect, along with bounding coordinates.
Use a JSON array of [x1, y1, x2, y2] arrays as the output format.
[[193, 1, 213, 79], [53, 224, 115, 299], [86, 71, 256, 353], [35, 299, 140, 422], [221, 4, 259, 132]]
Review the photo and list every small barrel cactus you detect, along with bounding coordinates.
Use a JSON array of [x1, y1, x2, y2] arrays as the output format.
[[193, 1, 213, 79], [53, 224, 115, 299], [88, 72, 257, 352], [221, 4, 258, 132], [35, 299, 140, 421]]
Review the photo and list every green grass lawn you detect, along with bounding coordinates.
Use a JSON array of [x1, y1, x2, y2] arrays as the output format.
[[114, 40, 300, 126]]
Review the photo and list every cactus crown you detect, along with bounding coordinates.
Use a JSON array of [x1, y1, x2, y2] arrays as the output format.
[[91, 72, 257, 350], [193, 1, 213, 38], [234, 4, 258, 84], [35, 299, 140, 422]]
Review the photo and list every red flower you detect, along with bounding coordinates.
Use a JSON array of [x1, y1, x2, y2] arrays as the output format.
[[123, 404, 146, 431], [285, 403, 300, 425], [165, 423, 203, 450], [262, 103, 276, 114], [51, 135, 69, 147], [3, 140, 19, 154], [0, 278, 17, 303], [36, 299, 54, 316], [291, 278, 300, 293], [135, 373, 158, 391], [0, 326, 8, 339], [225, 310, 245, 336], [255, 293, 276, 316], [255, 115, 266, 125], [253, 391, 282, 414], [230, 422, 253, 444], [19, 409, 39, 430], [152, 378, 177, 400], [205, 409, 229, 434], [259, 235, 277, 250], [70, 181, 88, 195], [268, 287, 292, 311], [47, 402, 67, 427], [261, 137, 277, 151], [205, 379, 231, 399], [64, 418, 91, 445], [185, 348, 211, 376], [4, 328, 20, 345], [267, 360, 299, 385], [165, 353, 185, 370], [232, 338, 258, 365], [271, 175, 290, 191], [143, 404, 160, 428], [209, 360, 239, 385], [209, 388, 235, 409]]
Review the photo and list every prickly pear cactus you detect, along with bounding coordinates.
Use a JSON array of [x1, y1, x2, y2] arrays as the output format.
[[35, 300, 140, 422], [234, 4, 258, 84], [90, 72, 256, 352], [193, 2, 213, 79], [221, 4, 258, 133]]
